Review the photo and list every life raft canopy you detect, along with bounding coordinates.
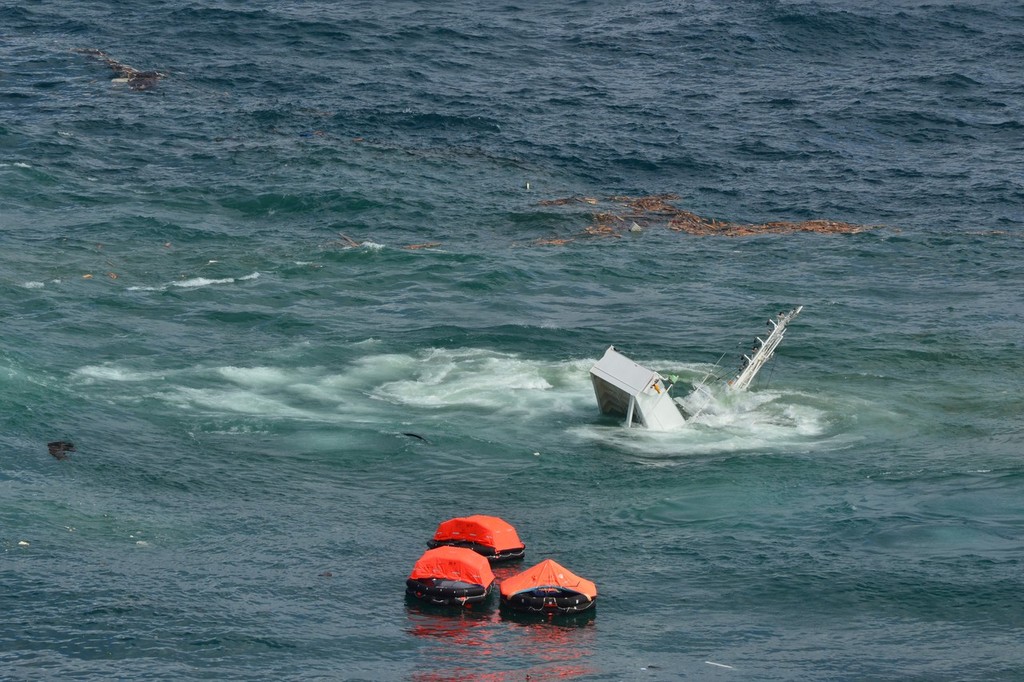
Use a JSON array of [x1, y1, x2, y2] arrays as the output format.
[[499, 558, 597, 614], [406, 546, 496, 607], [427, 514, 526, 562]]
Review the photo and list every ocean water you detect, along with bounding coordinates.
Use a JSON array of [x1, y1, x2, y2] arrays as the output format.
[[2, 1, 1023, 680]]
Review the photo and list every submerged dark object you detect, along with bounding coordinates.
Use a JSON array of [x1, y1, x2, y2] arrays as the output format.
[[74, 48, 166, 91], [401, 432, 430, 443], [406, 546, 495, 607], [500, 558, 597, 615], [427, 514, 526, 563], [47, 441, 75, 460]]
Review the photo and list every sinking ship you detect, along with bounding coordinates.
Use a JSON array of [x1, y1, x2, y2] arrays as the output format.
[[590, 306, 803, 431]]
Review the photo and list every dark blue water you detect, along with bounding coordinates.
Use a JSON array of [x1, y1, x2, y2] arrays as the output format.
[[3, 2, 1023, 680]]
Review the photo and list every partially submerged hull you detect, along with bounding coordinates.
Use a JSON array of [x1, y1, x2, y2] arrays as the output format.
[[590, 346, 686, 430], [590, 307, 803, 431]]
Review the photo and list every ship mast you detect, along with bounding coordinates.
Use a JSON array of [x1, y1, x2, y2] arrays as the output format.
[[729, 306, 803, 391]]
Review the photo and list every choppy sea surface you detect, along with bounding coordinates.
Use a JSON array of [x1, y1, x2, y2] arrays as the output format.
[[2, 2, 1023, 680]]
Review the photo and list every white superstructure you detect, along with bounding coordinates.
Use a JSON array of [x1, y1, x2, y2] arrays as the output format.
[[589, 307, 803, 430], [590, 346, 687, 430]]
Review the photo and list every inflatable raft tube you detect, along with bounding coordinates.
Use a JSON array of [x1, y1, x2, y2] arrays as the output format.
[[427, 514, 526, 563], [500, 558, 597, 615], [406, 546, 495, 607]]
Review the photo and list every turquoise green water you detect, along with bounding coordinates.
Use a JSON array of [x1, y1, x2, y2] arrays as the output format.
[[3, 2, 1023, 680]]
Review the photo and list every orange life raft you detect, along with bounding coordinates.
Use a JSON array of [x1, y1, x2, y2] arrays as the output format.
[[427, 514, 526, 562], [406, 546, 496, 607], [499, 558, 597, 614]]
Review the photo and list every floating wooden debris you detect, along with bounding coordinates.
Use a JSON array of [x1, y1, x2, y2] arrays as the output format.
[[74, 48, 166, 91], [533, 194, 875, 245], [538, 197, 599, 206], [610, 193, 682, 214], [336, 233, 362, 248], [583, 224, 621, 237]]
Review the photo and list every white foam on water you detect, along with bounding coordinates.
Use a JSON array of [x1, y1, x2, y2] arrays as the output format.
[[156, 387, 317, 420], [570, 422, 774, 460], [171, 272, 261, 289], [568, 379, 841, 459], [215, 366, 352, 407], [378, 359, 552, 409], [67, 348, 847, 456], [127, 272, 261, 291], [74, 364, 169, 383], [367, 348, 592, 418], [69, 349, 592, 428], [73, 360, 340, 422], [22, 281, 45, 289], [217, 366, 293, 387]]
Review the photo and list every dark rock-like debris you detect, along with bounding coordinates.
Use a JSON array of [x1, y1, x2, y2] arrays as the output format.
[[48, 441, 76, 461]]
